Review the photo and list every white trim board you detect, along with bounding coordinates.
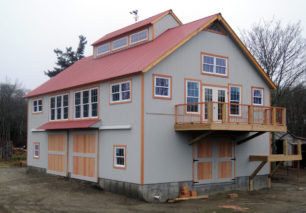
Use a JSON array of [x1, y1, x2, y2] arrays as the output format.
[[99, 125, 132, 130]]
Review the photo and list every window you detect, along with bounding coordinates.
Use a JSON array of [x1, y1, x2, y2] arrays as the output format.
[[74, 88, 98, 119], [33, 99, 43, 113], [202, 53, 228, 76], [97, 43, 110, 55], [112, 37, 128, 50], [33, 142, 40, 159], [153, 74, 171, 99], [50, 94, 69, 121], [252, 88, 263, 105], [230, 86, 241, 115], [186, 80, 200, 113], [113, 145, 126, 169], [130, 29, 148, 44], [110, 80, 131, 104]]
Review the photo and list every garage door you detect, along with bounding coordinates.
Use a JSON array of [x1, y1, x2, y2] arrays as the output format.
[[72, 134, 97, 182], [47, 134, 67, 176]]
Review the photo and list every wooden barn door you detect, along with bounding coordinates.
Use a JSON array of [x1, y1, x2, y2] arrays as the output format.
[[47, 134, 67, 176], [72, 134, 97, 182], [194, 140, 234, 184]]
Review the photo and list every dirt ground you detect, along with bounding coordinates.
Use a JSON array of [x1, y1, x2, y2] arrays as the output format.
[[0, 165, 306, 213]]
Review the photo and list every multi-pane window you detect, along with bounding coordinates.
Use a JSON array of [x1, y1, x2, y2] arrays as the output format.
[[97, 43, 110, 55], [204, 88, 212, 119], [202, 54, 227, 76], [186, 81, 200, 113], [153, 75, 171, 99], [33, 142, 40, 159], [112, 37, 128, 50], [74, 88, 98, 119], [130, 29, 148, 44], [218, 90, 226, 120], [50, 94, 69, 121], [252, 88, 263, 105], [33, 99, 42, 113], [114, 146, 126, 168], [230, 86, 241, 115], [111, 81, 131, 103]]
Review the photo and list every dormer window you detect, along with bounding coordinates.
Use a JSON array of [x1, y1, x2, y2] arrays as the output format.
[[130, 29, 148, 44], [112, 37, 128, 50], [97, 43, 110, 55]]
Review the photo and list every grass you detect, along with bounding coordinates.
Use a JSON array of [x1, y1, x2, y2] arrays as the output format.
[[12, 154, 26, 161]]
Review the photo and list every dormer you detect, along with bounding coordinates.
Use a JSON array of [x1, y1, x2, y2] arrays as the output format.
[[92, 10, 182, 58]]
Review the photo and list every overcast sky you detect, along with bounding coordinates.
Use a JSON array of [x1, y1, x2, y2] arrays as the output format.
[[1, 0, 305, 90]]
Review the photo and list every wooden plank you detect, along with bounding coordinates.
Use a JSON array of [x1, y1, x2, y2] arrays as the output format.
[[197, 141, 212, 158], [188, 131, 215, 145], [168, 195, 209, 202], [218, 142, 232, 158], [283, 140, 288, 155], [250, 154, 302, 162], [197, 162, 212, 180], [218, 161, 232, 179], [250, 161, 267, 179]]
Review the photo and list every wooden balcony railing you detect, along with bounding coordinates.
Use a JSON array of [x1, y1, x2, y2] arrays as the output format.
[[175, 102, 287, 132]]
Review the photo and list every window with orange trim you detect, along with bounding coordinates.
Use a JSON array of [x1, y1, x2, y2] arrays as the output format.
[[202, 54, 228, 76], [74, 88, 98, 119], [33, 142, 40, 159], [153, 75, 171, 99], [114, 146, 126, 168], [130, 29, 148, 44], [110, 81, 131, 103], [229, 86, 241, 116], [50, 94, 69, 121], [186, 80, 200, 113], [252, 88, 263, 105]]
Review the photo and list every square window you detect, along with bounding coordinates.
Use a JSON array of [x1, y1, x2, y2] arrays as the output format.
[[110, 80, 131, 103], [33, 99, 43, 113], [153, 75, 171, 99]]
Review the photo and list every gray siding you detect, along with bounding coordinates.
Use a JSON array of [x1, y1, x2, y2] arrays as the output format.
[[143, 30, 271, 184], [154, 14, 180, 38]]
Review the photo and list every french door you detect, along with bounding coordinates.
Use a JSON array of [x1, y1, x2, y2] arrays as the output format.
[[202, 86, 228, 122]]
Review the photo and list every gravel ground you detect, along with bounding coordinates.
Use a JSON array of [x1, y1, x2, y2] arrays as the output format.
[[0, 166, 306, 213]]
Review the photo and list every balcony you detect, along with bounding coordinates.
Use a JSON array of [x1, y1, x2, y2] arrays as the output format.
[[175, 102, 287, 132]]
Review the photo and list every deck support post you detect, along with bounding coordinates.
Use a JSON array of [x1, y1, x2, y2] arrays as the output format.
[[268, 162, 283, 188], [249, 161, 267, 191]]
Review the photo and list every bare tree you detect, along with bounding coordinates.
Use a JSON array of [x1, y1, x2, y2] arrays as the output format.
[[241, 19, 306, 105]]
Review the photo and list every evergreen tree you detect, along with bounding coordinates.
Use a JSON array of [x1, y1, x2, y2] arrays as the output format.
[[45, 35, 87, 77]]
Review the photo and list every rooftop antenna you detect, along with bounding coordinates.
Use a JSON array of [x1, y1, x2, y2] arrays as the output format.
[[130, 10, 139, 22]]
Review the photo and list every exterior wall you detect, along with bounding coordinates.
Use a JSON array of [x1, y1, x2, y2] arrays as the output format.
[[154, 14, 180, 38], [27, 74, 141, 184], [143, 30, 271, 184]]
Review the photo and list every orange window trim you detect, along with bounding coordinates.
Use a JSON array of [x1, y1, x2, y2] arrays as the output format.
[[201, 52, 229, 78], [96, 43, 111, 57], [201, 83, 228, 88], [49, 92, 70, 121], [113, 145, 127, 170], [73, 86, 100, 120], [109, 78, 132, 105], [129, 28, 149, 46], [184, 78, 202, 116], [152, 74, 172, 100], [228, 83, 243, 118], [33, 142, 40, 159], [32, 97, 43, 114], [251, 86, 264, 106]]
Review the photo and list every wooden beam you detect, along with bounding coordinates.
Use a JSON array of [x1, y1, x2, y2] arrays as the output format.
[[249, 161, 267, 191], [298, 140, 302, 155], [283, 140, 288, 155], [237, 132, 265, 145], [188, 131, 215, 145], [250, 154, 302, 162]]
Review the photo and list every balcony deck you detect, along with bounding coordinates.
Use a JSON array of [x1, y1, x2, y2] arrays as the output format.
[[175, 102, 287, 132]]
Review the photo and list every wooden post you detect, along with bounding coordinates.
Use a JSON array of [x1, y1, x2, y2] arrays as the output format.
[[222, 103, 226, 123], [268, 162, 283, 188], [273, 108, 277, 126], [249, 161, 267, 191], [297, 140, 302, 155], [283, 140, 288, 155], [207, 102, 213, 123], [248, 106, 254, 124]]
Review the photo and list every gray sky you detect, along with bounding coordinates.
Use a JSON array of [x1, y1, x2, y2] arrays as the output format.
[[1, 0, 305, 90]]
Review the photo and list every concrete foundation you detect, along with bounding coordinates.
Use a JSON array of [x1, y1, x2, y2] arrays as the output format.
[[27, 166, 46, 174], [98, 175, 268, 202]]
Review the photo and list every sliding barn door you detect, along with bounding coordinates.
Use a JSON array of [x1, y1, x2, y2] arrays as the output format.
[[71, 134, 97, 182], [47, 134, 67, 176]]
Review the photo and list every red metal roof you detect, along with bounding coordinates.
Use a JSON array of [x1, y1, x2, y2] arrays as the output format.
[[92, 10, 172, 46], [38, 119, 100, 130], [25, 14, 218, 98]]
